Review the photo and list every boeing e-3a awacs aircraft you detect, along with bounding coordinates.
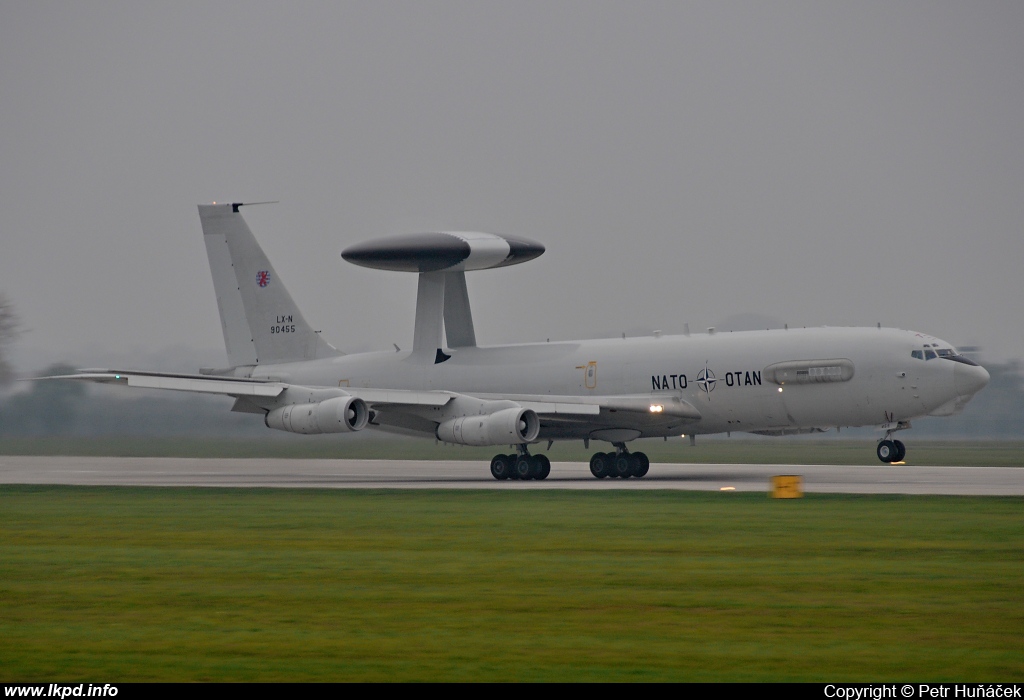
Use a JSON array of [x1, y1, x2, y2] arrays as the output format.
[[53, 203, 990, 480]]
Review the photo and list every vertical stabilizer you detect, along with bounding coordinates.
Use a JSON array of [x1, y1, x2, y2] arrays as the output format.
[[198, 204, 341, 366]]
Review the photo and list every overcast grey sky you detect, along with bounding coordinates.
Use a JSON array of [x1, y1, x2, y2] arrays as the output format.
[[2, 1, 1022, 372]]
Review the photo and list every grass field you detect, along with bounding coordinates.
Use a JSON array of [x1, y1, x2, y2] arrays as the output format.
[[1, 436, 1022, 467], [1, 486, 1021, 681]]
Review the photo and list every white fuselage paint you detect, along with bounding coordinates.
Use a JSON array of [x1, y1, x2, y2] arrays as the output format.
[[238, 326, 974, 439]]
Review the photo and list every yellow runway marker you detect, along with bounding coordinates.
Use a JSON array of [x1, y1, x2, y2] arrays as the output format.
[[771, 475, 804, 498]]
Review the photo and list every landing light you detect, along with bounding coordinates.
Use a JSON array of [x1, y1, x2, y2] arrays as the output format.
[[778, 387, 783, 392], [720, 487, 736, 491], [649, 404, 664, 413]]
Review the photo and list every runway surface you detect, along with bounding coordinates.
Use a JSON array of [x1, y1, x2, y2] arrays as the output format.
[[0, 456, 1022, 495]]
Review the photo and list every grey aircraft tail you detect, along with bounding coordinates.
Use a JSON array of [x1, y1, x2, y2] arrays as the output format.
[[198, 203, 342, 367]]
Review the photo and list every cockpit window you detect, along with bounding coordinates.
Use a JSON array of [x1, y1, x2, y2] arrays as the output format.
[[914, 344, 978, 364], [943, 354, 981, 366]]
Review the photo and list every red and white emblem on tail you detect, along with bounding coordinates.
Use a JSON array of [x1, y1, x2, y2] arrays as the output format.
[[256, 270, 270, 288]]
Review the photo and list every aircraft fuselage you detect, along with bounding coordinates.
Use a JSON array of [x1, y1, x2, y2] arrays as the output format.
[[240, 326, 985, 439]]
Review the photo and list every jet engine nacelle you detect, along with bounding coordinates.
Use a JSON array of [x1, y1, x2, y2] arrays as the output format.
[[435, 407, 540, 446], [265, 396, 369, 434]]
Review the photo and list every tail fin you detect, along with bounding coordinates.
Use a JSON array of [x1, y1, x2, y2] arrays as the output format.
[[198, 203, 341, 366]]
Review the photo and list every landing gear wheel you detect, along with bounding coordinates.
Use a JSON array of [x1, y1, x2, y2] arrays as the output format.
[[613, 454, 632, 479], [534, 454, 551, 480], [490, 454, 512, 480], [506, 454, 521, 479], [634, 451, 650, 477], [528, 456, 544, 479], [515, 455, 535, 480], [590, 452, 610, 479], [877, 440, 897, 463], [629, 452, 650, 478], [628, 453, 642, 477], [893, 440, 906, 462]]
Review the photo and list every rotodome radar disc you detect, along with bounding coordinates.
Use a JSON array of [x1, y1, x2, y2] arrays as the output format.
[[341, 231, 544, 272]]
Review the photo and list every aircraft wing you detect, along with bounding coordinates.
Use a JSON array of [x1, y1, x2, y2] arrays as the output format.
[[500, 393, 700, 420], [37, 369, 288, 397], [353, 389, 699, 440], [507, 393, 701, 440], [40, 370, 700, 440], [38, 369, 455, 407], [41, 369, 638, 412]]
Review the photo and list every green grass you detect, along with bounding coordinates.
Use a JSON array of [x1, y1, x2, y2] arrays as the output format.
[[1, 436, 1022, 466], [1, 487, 1022, 681]]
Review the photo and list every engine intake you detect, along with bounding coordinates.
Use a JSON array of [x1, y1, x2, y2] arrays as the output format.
[[265, 396, 369, 434], [436, 407, 539, 446]]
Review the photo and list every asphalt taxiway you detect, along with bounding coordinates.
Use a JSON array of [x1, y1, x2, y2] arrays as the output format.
[[0, 456, 1021, 495]]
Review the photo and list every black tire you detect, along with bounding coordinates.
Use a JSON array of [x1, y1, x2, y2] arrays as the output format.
[[613, 454, 632, 478], [490, 454, 512, 480], [589, 452, 610, 479], [515, 455, 534, 480], [528, 456, 544, 479], [534, 454, 551, 480], [633, 451, 650, 477], [628, 453, 647, 478], [894, 440, 906, 462], [877, 440, 897, 463], [506, 454, 521, 479]]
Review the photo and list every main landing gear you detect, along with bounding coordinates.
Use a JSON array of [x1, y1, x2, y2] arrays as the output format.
[[876, 435, 907, 463], [589, 444, 650, 479], [489, 446, 551, 481]]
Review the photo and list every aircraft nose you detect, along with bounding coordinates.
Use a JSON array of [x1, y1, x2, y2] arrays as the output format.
[[954, 362, 990, 398]]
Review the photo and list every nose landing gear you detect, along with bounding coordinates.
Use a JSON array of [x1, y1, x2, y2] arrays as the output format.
[[590, 443, 650, 479], [876, 435, 907, 463]]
